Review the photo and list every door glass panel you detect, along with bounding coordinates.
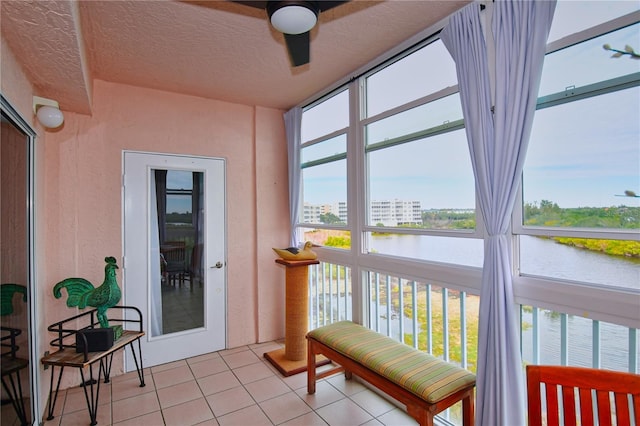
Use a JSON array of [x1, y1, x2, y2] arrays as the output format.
[[1, 112, 33, 425], [153, 169, 204, 336], [124, 152, 226, 367]]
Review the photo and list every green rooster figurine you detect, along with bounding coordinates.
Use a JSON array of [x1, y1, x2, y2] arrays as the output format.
[[53, 256, 121, 329]]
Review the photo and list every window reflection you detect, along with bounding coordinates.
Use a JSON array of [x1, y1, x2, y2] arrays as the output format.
[[1, 110, 32, 425], [153, 169, 205, 336]]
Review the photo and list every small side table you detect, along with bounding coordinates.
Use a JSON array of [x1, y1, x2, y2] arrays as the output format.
[[264, 259, 328, 376], [41, 307, 145, 426]]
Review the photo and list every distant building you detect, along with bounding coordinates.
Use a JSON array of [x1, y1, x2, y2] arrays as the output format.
[[303, 200, 421, 226], [371, 200, 422, 226], [303, 202, 347, 223], [303, 203, 328, 223]]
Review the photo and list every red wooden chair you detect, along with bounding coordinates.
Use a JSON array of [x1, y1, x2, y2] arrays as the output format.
[[526, 364, 640, 426]]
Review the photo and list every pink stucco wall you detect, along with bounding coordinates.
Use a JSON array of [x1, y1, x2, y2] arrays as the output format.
[[255, 107, 290, 341], [2, 37, 290, 411], [43, 78, 290, 347], [0, 37, 34, 118]]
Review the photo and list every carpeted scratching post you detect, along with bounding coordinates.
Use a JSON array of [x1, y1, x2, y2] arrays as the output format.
[[264, 258, 328, 376]]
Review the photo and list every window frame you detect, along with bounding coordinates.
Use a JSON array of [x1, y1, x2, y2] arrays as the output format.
[[299, 88, 351, 230], [298, 36, 486, 255], [511, 10, 640, 330], [512, 11, 640, 241], [293, 5, 640, 331], [358, 37, 485, 242]]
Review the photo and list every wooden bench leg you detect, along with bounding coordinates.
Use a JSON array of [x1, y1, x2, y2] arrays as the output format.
[[462, 391, 474, 426], [307, 338, 316, 394], [407, 404, 434, 426], [424, 415, 434, 426]]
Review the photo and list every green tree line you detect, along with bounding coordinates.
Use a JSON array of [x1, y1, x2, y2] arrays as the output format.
[[166, 212, 191, 223], [524, 200, 639, 258], [322, 200, 639, 258], [524, 200, 638, 229]]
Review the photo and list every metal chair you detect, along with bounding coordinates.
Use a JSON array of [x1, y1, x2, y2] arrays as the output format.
[[1, 327, 29, 425], [526, 364, 640, 426], [161, 241, 190, 287], [1, 284, 29, 425]]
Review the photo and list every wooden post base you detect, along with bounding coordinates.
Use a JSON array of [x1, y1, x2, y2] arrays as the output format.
[[264, 347, 330, 377]]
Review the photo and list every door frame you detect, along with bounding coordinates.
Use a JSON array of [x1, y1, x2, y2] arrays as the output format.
[[1, 94, 41, 424], [121, 150, 228, 369]]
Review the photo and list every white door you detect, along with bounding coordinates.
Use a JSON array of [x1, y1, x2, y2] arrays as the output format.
[[123, 151, 226, 368]]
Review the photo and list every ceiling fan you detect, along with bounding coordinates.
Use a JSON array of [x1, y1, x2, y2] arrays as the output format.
[[233, 1, 348, 67]]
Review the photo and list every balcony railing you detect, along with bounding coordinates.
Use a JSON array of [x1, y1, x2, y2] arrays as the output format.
[[307, 260, 639, 425], [520, 306, 638, 374], [308, 262, 352, 329]]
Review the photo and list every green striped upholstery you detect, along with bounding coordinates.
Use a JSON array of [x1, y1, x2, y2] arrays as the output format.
[[307, 321, 476, 404]]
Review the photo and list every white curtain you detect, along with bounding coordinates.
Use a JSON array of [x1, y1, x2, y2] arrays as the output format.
[[150, 172, 163, 336], [284, 107, 303, 247], [442, 1, 555, 424]]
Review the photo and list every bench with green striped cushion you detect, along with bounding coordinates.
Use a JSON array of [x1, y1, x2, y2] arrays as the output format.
[[307, 321, 476, 404]]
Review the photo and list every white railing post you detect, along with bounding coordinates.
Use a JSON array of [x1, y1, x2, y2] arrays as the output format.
[[427, 284, 432, 354], [561, 313, 568, 366], [592, 320, 601, 369], [442, 288, 449, 362], [385, 275, 392, 337], [630, 328, 638, 374], [412, 282, 418, 349], [399, 278, 405, 343], [460, 291, 467, 369]]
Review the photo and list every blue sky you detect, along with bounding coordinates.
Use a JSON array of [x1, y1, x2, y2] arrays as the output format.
[[526, 86, 639, 208], [302, 1, 639, 211], [527, 12, 639, 209]]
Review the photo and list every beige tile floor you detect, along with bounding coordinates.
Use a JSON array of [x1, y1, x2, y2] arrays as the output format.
[[41, 341, 419, 426]]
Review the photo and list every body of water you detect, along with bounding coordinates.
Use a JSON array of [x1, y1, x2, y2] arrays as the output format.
[[370, 234, 639, 290], [365, 234, 639, 371]]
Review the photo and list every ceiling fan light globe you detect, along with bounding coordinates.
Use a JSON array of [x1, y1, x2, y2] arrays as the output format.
[[36, 105, 64, 129], [270, 5, 317, 34]]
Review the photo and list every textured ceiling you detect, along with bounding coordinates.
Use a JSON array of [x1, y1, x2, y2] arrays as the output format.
[[1, 0, 468, 115]]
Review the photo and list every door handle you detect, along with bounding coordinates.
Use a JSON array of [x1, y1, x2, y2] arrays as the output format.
[[212, 261, 224, 269]]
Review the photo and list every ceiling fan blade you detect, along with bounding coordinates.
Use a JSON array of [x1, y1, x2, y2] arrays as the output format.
[[234, 1, 347, 11], [284, 32, 310, 66], [233, 1, 348, 13], [318, 1, 348, 12], [231, 1, 267, 10]]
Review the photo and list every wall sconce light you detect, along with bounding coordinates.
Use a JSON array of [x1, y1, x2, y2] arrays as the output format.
[[33, 96, 64, 129]]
